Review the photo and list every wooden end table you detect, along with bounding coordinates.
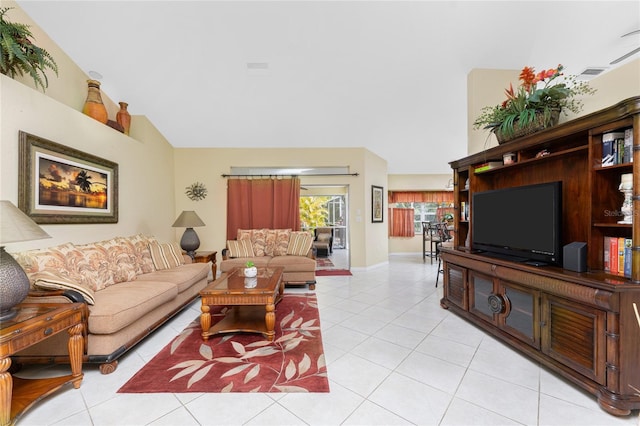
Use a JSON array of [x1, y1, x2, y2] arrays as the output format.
[[0, 302, 87, 426], [200, 267, 284, 341], [191, 251, 217, 280]]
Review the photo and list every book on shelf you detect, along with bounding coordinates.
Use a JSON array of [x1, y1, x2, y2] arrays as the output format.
[[624, 128, 634, 163], [603, 236, 632, 277], [460, 201, 469, 221], [602, 131, 627, 167], [474, 161, 503, 173]]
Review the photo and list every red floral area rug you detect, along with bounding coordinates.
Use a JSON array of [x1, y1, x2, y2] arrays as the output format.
[[118, 293, 329, 393]]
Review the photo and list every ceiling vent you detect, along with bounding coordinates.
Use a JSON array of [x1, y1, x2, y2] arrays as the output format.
[[577, 67, 606, 80]]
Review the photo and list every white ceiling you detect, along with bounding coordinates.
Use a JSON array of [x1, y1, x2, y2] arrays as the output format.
[[16, 1, 640, 174]]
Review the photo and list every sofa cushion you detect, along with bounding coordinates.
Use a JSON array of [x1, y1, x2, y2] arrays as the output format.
[[317, 232, 331, 242], [135, 263, 209, 293], [219, 256, 271, 272], [227, 239, 255, 258], [287, 231, 313, 256], [88, 280, 178, 335], [149, 242, 185, 270], [268, 255, 316, 272], [32, 271, 96, 305]]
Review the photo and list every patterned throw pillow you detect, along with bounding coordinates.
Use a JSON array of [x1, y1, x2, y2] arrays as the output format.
[[265, 229, 291, 256], [148, 242, 185, 270], [227, 239, 255, 258], [32, 271, 96, 305], [120, 234, 156, 274], [73, 242, 117, 291], [93, 237, 138, 283], [237, 228, 269, 256], [12, 242, 85, 286], [286, 231, 313, 256]]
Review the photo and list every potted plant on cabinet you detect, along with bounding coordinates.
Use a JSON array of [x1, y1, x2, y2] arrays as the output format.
[[473, 64, 595, 144], [0, 7, 58, 91]]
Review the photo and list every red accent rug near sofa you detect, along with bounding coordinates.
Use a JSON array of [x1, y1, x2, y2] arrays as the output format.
[[315, 257, 352, 276], [118, 293, 329, 393]]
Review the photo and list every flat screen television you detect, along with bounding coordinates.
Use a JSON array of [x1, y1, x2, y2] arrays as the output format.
[[472, 181, 562, 266]]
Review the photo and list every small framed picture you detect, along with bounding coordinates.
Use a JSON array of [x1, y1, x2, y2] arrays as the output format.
[[371, 185, 383, 223], [18, 131, 119, 224]]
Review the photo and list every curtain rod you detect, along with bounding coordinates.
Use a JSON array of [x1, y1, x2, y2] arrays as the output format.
[[221, 173, 360, 178]]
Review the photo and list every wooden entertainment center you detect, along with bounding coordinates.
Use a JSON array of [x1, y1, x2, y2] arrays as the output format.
[[441, 96, 640, 416]]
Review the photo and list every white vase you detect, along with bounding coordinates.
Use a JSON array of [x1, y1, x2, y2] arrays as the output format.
[[244, 277, 258, 288], [244, 267, 257, 277]]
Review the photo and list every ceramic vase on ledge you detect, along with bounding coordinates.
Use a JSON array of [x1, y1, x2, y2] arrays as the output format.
[[82, 80, 108, 124], [116, 102, 131, 135], [244, 266, 257, 277]]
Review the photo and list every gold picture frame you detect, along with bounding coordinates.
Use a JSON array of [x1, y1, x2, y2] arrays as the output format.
[[18, 131, 119, 224]]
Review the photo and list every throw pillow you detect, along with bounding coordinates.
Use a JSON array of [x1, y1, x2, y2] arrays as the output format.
[[265, 229, 291, 256], [250, 228, 268, 257], [73, 242, 116, 291], [120, 234, 156, 274], [149, 242, 185, 270], [32, 271, 96, 305], [227, 239, 255, 258], [287, 231, 313, 256], [12, 242, 85, 286]]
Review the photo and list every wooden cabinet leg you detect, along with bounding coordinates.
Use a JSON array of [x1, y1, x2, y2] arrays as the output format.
[[67, 323, 84, 388], [0, 357, 12, 426]]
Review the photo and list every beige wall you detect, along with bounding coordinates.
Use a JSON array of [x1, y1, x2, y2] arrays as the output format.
[[467, 59, 640, 156], [173, 147, 388, 268], [0, 75, 177, 253]]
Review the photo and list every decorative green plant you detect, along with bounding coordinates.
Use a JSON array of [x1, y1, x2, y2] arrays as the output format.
[[299, 196, 330, 231], [473, 64, 595, 139], [245, 261, 255, 268], [0, 7, 58, 91]]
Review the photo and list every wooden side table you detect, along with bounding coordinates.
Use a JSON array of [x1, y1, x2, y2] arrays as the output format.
[[0, 303, 87, 426], [192, 251, 217, 280]]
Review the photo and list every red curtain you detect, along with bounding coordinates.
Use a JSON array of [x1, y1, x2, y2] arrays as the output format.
[[226, 178, 301, 239], [389, 208, 415, 237], [388, 191, 453, 204]]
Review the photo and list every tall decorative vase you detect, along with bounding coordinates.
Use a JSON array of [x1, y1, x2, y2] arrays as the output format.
[[116, 102, 131, 135], [82, 80, 108, 124]]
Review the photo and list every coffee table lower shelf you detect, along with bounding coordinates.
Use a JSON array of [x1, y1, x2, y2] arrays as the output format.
[[202, 305, 275, 341]]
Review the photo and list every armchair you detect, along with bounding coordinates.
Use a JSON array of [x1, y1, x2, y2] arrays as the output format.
[[313, 227, 334, 257]]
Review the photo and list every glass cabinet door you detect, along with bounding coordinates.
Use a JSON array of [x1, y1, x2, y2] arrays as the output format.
[[469, 272, 495, 321], [501, 282, 539, 348]]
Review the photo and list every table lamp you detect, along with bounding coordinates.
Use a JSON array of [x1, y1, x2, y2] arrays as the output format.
[[172, 210, 205, 260], [0, 200, 51, 321]]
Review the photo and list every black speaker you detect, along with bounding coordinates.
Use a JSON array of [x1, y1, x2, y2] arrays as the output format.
[[563, 242, 587, 272]]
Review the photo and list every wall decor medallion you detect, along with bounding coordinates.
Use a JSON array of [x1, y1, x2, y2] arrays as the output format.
[[371, 185, 384, 223], [185, 182, 207, 201], [18, 131, 118, 223]]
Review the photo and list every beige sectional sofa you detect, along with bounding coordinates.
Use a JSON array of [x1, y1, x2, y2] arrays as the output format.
[[11, 234, 209, 374], [220, 229, 316, 289]]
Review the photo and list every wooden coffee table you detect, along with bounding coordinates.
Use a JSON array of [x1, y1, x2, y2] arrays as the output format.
[[200, 267, 284, 341]]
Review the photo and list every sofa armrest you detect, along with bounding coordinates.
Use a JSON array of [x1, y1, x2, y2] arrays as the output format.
[[222, 248, 230, 260], [26, 289, 87, 304]]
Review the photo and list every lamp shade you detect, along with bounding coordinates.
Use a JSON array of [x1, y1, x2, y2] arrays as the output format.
[[0, 200, 51, 321], [0, 200, 51, 244], [172, 211, 205, 228]]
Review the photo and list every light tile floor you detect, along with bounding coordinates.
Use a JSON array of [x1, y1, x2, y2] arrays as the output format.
[[14, 254, 640, 425]]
